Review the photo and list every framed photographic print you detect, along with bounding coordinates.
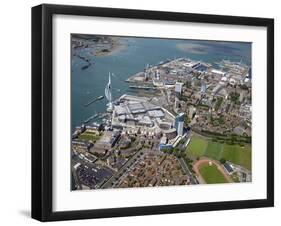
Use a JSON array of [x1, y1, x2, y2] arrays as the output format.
[[31, 4, 274, 222]]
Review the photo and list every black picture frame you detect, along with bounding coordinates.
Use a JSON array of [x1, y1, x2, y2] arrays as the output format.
[[32, 4, 274, 222]]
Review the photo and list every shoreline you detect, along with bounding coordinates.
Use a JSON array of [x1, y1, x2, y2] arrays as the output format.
[[91, 42, 127, 57], [91, 37, 128, 57]]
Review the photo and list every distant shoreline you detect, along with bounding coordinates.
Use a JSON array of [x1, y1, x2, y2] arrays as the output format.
[[91, 37, 128, 57], [92, 42, 127, 57], [72, 36, 128, 57]]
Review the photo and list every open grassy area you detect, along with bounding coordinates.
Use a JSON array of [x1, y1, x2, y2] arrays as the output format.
[[186, 136, 208, 157], [78, 132, 101, 142], [221, 144, 251, 170], [186, 135, 251, 170], [204, 142, 223, 160], [199, 163, 227, 184]]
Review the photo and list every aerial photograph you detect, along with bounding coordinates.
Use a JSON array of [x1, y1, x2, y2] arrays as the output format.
[[71, 34, 252, 190]]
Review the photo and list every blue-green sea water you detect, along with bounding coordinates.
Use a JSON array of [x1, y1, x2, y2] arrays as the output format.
[[71, 37, 251, 131]]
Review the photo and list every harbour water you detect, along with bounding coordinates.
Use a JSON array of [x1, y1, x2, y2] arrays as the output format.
[[71, 36, 251, 131]]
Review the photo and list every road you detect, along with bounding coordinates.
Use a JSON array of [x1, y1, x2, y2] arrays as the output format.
[[101, 146, 144, 188], [179, 158, 199, 185]]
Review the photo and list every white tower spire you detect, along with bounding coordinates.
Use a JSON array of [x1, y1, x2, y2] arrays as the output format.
[[105, 72, 113, 112]]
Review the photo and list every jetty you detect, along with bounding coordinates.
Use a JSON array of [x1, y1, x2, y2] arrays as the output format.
[[129, 85, 156, 90], [83, 114, 98, 124], [84, 95, 104, 107]]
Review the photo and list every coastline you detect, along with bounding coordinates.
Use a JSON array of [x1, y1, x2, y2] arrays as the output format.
[[91, 37, 128, 57]]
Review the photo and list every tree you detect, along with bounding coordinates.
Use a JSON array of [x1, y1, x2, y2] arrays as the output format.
[[212, 137, 217, 142], [184, 114, 191, 126], [162, 148, 168, 153], [219, 158, 226, 164], [175, 151, 181, 158], [229, 92, 240, 105], [230, 134, 237, 144], [180, 152, 185, 158], [167, 148, 173, 154], [214, 97, 223, 111]]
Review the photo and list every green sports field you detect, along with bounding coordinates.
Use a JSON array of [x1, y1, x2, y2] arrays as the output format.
[[186, 135, 251, 170], [205, 142, 223, 160], [78, 132, 101, 143], [199, 163, 227, 184], [187, 136, 208, 157], [221, 144, 251, 170]]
